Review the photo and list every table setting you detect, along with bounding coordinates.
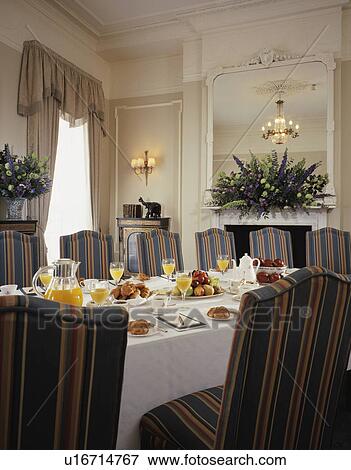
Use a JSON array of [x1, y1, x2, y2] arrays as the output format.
[[1, 253, 349, 449]]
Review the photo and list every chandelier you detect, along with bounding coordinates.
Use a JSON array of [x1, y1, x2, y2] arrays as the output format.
[[261, 95, 300, 144]]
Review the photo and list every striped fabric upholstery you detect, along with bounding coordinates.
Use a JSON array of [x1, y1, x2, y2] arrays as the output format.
[[136, 229, 184, 277], [195, 229, 236, 270], [0, 295, 128, 449], [306, 227, 351, 274], [140, 267, 351, 449], [249, 227, 294, 267], [60, 230, 113, 280], [0, 231, 39, 288], [141, 386, 223, 450]]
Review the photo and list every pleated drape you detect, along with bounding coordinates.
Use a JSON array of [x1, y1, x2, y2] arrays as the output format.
[[18, 40, 106, 262]]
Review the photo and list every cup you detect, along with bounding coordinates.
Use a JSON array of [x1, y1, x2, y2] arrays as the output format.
[[0, 284, 18, 295], [80, 279, 98, 292]]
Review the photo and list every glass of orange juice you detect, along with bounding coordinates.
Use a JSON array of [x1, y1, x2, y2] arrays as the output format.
[[176, 272, 192, 305], [217, 254, 229, 277], [162, 258, 175, 287], [90, 280, 110, 306], [110, 261, 124, 285], [39, 269, 53, 289]]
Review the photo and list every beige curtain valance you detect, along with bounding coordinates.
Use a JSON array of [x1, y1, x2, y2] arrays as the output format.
[[18, 40, 105, 127]]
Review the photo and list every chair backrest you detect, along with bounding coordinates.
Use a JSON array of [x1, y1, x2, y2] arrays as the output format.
[[249, 227, 294, 267], [215, 267, 351, 449], [0, 295, 128, 449], [0, 231, 39, 288], [60, 230, 113, 279], [195, 228, 236, 271], [306, 227, 351, 274], [136, 229, 184, 277]]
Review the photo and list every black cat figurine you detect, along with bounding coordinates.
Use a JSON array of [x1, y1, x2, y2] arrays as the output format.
[[138, 197, 161, 218]]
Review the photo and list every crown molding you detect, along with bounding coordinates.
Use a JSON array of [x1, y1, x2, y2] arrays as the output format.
[[49, 0, 349, 37], [29, 0, 349, 61]]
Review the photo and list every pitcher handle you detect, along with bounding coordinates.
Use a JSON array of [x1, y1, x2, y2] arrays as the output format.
[[32, 265, 53, 298], [253, 258, 260, 273]]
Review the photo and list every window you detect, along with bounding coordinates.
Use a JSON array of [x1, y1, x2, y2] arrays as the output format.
[[45, 118, 92, 263]]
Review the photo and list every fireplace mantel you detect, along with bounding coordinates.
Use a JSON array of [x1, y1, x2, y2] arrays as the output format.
[[204, 207, 328, 231]]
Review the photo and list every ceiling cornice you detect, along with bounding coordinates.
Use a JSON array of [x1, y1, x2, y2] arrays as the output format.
[[49, 0, 348, 37], [41, 0, 349, 61]]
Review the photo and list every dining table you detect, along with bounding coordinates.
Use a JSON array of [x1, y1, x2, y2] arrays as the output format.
[[6, 270, 351, 449], [116, 275, 239, 449]]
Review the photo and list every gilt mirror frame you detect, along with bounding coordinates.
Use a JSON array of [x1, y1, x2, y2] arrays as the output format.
[[205, 50, 336, 207]]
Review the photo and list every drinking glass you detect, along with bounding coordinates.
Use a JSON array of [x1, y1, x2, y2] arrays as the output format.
[[39, 268, 53, 289], [217, 254, 229, 277], [162, 258, 175, 288], [110, 261, 124, 285], [176, 272, 192, 305], [90, 280, 110, 306]]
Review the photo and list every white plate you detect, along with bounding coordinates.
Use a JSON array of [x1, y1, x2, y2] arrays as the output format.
[[128, 325, 159, 337], [112, 293, 157, 307], [207, 310, 238, 321], [171, 292, 225, 301]]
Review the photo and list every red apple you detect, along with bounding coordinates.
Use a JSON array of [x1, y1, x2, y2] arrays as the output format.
[[257, 272, 270, 284], [269, 273, 281, 283], [263, 259, 274, 267], [273, 258, 285, 267]]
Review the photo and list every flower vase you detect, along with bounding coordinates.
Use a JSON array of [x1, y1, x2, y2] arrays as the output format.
[[5, 198, 27, 220]]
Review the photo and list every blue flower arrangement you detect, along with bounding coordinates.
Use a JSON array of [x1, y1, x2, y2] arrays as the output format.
[[211, 149, 329, 218], [0, 144, 51, 199]]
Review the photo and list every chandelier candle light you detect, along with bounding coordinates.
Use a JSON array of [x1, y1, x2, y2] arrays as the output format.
[[131, 150, 156, 186], [261, 95, 300, 145]]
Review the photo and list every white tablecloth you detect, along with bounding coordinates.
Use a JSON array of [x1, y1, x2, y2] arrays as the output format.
[[116, 275, 351, 449], [117, 289, 238, 449]]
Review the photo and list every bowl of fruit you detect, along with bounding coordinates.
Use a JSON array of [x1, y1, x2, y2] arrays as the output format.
[[171, 270, 224, 299], [254, 258, 287, 285]]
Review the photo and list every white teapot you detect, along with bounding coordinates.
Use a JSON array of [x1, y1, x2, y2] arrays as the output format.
[[238, 253, 260, 283]]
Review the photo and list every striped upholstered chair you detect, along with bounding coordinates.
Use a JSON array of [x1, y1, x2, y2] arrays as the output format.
[[0, 295, 128, 449], [136, 229, 184, 277], [0, 230, 39, 288], [249, 227, 294, 267], [140, 267, 351, 449], [306, 227, 351, 274], [195, 228, 236, 270], [60, 230, 113, 279]]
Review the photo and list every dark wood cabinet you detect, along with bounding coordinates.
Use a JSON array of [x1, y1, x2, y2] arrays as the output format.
[[117, 217, 170, 274], [0, 219, 38, 236]]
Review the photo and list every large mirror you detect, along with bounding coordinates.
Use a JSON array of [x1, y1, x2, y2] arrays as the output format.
[[207, 53, 336, 205]]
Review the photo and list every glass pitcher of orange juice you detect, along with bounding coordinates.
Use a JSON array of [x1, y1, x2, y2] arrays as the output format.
[[32, 259, 83, 306]]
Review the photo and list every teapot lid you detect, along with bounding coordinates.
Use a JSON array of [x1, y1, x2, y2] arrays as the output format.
[[52, 258, 80, 277]]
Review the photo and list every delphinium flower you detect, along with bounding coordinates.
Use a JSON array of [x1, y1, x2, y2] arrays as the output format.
[[210, 149, 328, 218]]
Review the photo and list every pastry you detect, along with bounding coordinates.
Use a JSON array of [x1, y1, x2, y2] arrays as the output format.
[[137, 273, 150, 281], [207, 306, 230, 319], [111, 286, 121, 298], [121, 283, 136, 298], [128, 320, 149, 335]]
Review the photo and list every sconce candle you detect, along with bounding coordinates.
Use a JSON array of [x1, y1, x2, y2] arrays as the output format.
[[131, 150, 156, 186]]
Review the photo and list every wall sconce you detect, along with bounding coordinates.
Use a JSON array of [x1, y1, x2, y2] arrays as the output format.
[[131, 150, 156, 186]]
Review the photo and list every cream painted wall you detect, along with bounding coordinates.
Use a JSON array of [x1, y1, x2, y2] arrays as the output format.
[[0, 42, 26, 154], [110, 55, 182, 99], [108, 93, 182, 255]]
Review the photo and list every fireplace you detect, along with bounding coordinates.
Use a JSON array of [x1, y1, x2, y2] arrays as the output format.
[[225, 224, 312, 267], [207, 207, 329, 268]]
